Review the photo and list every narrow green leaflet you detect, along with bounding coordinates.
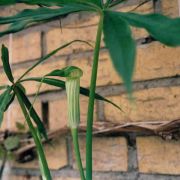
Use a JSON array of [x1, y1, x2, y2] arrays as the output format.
[[36, 128, 47, 180], [4, 92, 15, 111], [108, 0, 126, 8], [0, 6, 93, 37], [103, 10, 136, 95], [20, 77, 122, 111], [0, 0, 102, 7], [0, 20, 31, 38], [0, 6, 93, 25], [16, 86, 48, 140], [1, 45, 14, 83], [117, 12, 180, 46], [0, 87, 13, 126]]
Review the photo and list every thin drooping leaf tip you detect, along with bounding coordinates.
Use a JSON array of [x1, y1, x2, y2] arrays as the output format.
[[65, 66, 83, 79]]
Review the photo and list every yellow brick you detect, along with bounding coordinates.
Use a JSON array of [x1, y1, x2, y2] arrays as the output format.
[[13, 137, 68, 170], [0, 32, 41, 64], [162, 0, 179, 17], [134, 42, 180, 81], [46, 19, 98, 56], [137, 136, 180, 175], [73, 137, 128, 172], [49, 95, 97, 131], [1, 100, 42, 132], [104, 86, 180, 123], [9, 175, 39, 180], [11, 32, 41, 64]]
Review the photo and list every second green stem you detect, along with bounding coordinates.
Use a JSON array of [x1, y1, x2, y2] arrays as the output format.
[[86, 14, 104, 180], [14, 87, 52, 180], [71, 128, 85, 180]]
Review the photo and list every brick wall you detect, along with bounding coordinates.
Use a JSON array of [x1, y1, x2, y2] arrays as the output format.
[[0, 0, 180, 179]]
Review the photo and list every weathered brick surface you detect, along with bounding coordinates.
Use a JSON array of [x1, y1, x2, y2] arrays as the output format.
[[49, 95, 97, 130], [11, 32, 41, 64], [137, 136, 180, 175], [0, 57, 66, 95], [72, 137, 128, 172], [1, 41, 179, 95], [104, 86, 180, 123], [68, 42, 180, 88], [13, 137, 68, 170], [162, 0, 179, 17], [0, 32, 41, 65]]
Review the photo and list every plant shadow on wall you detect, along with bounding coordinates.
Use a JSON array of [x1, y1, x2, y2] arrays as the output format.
[[0, 0, 180, 180]]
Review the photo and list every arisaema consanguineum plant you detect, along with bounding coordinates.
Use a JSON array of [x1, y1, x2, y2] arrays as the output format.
[[0, 0, 180, 179]]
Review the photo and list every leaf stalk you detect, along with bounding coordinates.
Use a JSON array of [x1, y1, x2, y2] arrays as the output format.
[[86, 13, 104, 180]]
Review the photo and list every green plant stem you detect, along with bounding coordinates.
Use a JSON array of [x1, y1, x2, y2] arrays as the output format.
[[14, 87, 52, 180], [86, 14, 104, 180], [71, 128, 85, 180]]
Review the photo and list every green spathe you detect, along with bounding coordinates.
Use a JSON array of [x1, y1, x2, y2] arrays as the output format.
[[65, 67, 83, 128]]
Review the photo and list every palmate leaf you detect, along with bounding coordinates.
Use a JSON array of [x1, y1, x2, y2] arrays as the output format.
[[20, 77, 122, 111], [103, 10, 136, 96], [118, 12, 180, 46], [0, 87, 13, 126], [16, 86, 48, 140], [1, 45, 14, 83]]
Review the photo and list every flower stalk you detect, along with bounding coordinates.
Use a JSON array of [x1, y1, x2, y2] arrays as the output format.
[[65, 67, 85, 180]]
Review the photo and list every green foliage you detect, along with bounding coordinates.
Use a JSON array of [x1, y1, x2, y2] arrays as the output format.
[[0, 1, 180, 179], [107, 0, 126, 8], [20, 77, 122, 111], [4, 136, 20, 151], [1, 45, 14, 83], [0, 6, 94, 37], [46, 66, 83, 78], [16, 122, 26, 132], [16, 86, 48, 140], [0, 87, 13, 125], [0, 0, 102, 7], [117, 12, 180, 46], [103, 11, 136, 95]]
